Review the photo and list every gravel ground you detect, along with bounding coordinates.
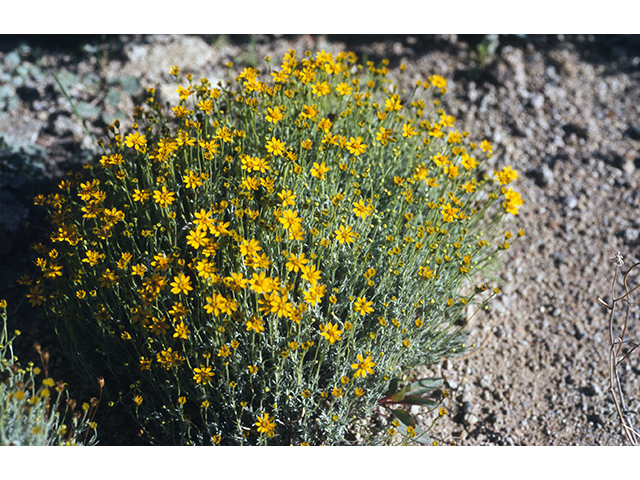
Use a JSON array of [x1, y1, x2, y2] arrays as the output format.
[[1, 34, 639, 445]]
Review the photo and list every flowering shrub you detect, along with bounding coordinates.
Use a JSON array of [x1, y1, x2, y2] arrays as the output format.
[[27, 50, 523, 445], [0, 300, 98, 445]]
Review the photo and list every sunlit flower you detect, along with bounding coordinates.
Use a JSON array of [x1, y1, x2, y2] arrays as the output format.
[[351, 354, 376, 378]]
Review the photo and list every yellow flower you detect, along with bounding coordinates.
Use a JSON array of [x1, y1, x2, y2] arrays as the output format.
[[440, 202, 460, 223], [266, 137, 286, 157], [26, 285, 45, 307], [217, 345, 232, 357], [345, 136, 367, 156], [255, 412, 276, 437], [153, 186, 175, 208], [277, 189, 297, 207], [193, 365, 215, 385], [351, 354, 376, 378], [402, 122, 418, 137], [124, 131, 147, 153], [266, 106, 284, 124], [98, 268, 119, 288], [319, 321, 342, 344], [310, 161, 330, 180], [336, 82, 353, 95], [312, 81, 331, 96], [502, 187, 523, 215], [186, 227, 208, 250], [428, 74, 447, 93], [300, 263, 321, 285], [352, 198, 374, 218], [286, 252, 309, 272], [480, 139, 493, 153], [335, 224, 356, 244], [82, 250, 101, 267], [170, 273, 193, 295], [496, 165, 518, 185], [354, 296, 374, 316], [173, 321, 191, 340]]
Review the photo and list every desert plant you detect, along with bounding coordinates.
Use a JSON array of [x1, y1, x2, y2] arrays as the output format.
[[27, 50, 523, 445], [0, 300, 99, 445], [599, 252, 640, 445]]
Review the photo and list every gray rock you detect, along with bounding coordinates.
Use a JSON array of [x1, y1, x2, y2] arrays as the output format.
[[624, 228, 639, 244], [464, 412, 479, 426], [0, 113, 43, 147]]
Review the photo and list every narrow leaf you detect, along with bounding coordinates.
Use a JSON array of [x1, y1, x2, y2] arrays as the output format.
[[391, 409, 415, 427], [406, 377, 443, 397], [395, 420, 432, 445], [379, 385, 406, 404], [383, 377, 402, 397], [400, 395, 439, 408]]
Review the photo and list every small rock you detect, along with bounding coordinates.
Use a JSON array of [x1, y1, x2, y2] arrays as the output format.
[[0, 113, 43, 147], [563, 195, 578, 210], [624, 228, 639, 244], [4, 50, 21, 68], [530, 163, 554, 187], [120, 75, 141, 96], [529, 92, 544, 111], [580, 383, 603, 397], [625, 125, 640, 141], [464, 412, 479, 426], [479, 374, 492, 389]]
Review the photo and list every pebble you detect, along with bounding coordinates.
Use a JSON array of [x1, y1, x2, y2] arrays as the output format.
[[624, 228, 639, 243], [532, 163, 554, 187]]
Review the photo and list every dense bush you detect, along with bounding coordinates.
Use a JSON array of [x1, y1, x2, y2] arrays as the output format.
[[25, 50, 522, 444]]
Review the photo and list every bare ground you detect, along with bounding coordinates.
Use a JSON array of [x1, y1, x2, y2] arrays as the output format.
[[1, 34, 639, 445]]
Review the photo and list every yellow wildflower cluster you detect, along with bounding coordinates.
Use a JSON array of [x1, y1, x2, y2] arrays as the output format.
[[28, 49, 522, 445]]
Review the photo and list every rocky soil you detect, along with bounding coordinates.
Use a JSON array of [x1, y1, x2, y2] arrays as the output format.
[[1, 34, 639, 445]]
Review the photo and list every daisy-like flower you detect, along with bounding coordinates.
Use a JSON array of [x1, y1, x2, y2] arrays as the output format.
[[124, 131, 147, 153], [351, 354, 376, 378], [335, 224, 356, 244], [336, 82, 353, 96], [440, 202, 460, 223], [345, 136, 367, 156], [266, 106, 284, 124], [173, 321, 191, 340], [310, 161, 330, 180], [153, 186, 175, 208], [193, 365, 215, 385], [496, 165, 518, 185], [286, 252, 309, 272], [170, 273, 193, 295], [352, 199, 374, 218], [255, 412, 276, 437], [319, 321, 342, 344], [266, 137, 286, 157], [354, 296, 374, 316]]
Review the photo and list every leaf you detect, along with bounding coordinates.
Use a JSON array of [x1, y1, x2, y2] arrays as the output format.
[[406, 377, 443, 397], [400, 395, 439, 408], [383, 377, 402, 397], [390, 408, 415, 427], [395, 420, 432, 445], [379, 384, 406, 404]]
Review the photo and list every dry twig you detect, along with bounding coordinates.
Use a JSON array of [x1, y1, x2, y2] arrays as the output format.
[[599, 253, 640, 445]]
